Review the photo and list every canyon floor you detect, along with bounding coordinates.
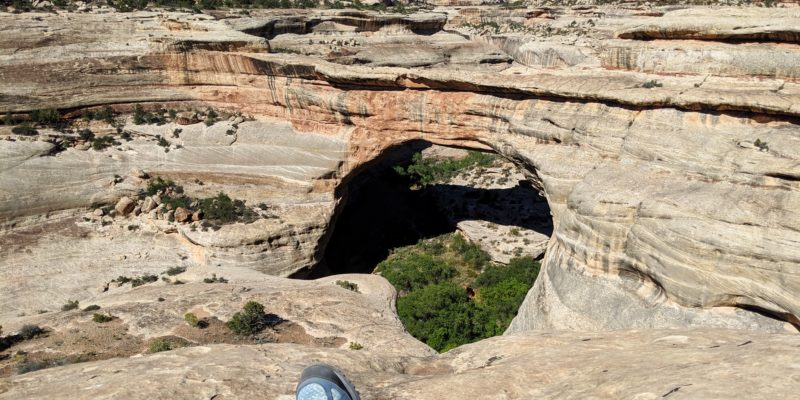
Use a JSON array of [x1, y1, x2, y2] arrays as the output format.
[[1, 1, 799, 398]]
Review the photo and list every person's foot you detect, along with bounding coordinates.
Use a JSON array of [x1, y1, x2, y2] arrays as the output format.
[[296, 363, 360, 400]]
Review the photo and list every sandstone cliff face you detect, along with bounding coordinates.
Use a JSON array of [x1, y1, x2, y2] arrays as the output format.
[[2, 5, 799, 331], [0, 4, 799, 395]]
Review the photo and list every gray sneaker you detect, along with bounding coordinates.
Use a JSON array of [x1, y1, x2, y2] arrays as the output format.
[[296, 363, 360, 400]]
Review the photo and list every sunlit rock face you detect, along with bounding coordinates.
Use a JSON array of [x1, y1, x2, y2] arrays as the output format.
[[0, 3, 798, 378]]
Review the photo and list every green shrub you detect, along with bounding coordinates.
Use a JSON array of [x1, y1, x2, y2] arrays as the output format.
[[348, 341, 363, 350], [2, 112, 14, 125], [199, 192, 235, 222], [383, 238, 541, 352], [110, 0, 149, 12], [78, 128, 95, 141], [157, 136, 169, 147], [83, 305, 101, 312], [397, 282, 480, 352], [19, 325, 45, 340], [203, 273, 228, 283], [165, 266, 186, 276], [84, 106, 117, 124], [395, 151, 497, 186], [226, 301, 268, 336], [641, 79, 663, 89], [144, 177, 180, 197], [184, 312, 200, 327], [335, 280, 359, 293], [452, 233, 491, 270], [472, 257, 540, 288], [113, 276, 131, 285], [204, 108, 218, 126], [16, 360, 49, 374], [131, 274, 158, 287], [91, 135, 120, 151], [61, 300, 79, 311], [199, 192, 247, 223], [474, 279, 530, 336], [376, 252, 455, 293], [148, 338, 172, 353], [132, 105, 166, 125], [11, 123, 37, 136], [92, 313, 114, 323], [30, 108, 60, 125]]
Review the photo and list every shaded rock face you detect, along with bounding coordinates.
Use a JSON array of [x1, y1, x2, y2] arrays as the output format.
[[313, 142, 549, 277], [1, 5, 799, 341]]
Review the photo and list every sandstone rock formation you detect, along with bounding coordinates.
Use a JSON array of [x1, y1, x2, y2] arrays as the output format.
[[1, 269, 798, 399], [1, 2, 799, 397]]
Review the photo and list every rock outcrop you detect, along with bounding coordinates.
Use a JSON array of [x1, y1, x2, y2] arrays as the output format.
[[1, 3, 799, 330], [0, 3, 799, 397]]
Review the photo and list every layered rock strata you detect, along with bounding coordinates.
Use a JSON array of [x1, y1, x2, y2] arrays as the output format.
[[1, 5, 799, 336]]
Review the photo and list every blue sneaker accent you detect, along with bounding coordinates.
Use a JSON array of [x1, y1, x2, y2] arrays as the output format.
[[296, 364, 360, 400]]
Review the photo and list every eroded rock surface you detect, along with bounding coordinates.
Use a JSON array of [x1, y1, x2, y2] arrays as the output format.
[[1, 3, 799, 397]]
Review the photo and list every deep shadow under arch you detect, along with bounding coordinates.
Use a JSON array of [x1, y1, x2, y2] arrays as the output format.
[[297, 140, 553, 279]]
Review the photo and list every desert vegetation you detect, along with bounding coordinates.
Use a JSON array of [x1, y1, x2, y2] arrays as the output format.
[[140, 177, 258, 227], [226, 301, 280, 336], [335, 280, 359, 293], [376, 233, 540, 352], [394, 150, 497, 187]]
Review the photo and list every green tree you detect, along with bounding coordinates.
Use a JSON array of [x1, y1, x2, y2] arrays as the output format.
[[475, 278, 530, 336], [472, 256, 540, 288], [376, 252, 455, 293], [227, 301, 268, 335], [396, 282, 479, 352]]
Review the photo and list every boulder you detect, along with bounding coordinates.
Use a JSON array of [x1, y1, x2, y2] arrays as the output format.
[[175, 111, 199, 125], [192, 210, 203, 221], [174, 207, 191, 223], [141, 197, 156, 213], [130, 168, 148, 179], [114, 197, 135, 216]]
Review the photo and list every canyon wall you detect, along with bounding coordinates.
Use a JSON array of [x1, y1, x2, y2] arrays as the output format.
[[1, 6, 799, 333]]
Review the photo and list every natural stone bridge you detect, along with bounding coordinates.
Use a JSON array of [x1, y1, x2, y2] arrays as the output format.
[[1, 4, 798, 398]]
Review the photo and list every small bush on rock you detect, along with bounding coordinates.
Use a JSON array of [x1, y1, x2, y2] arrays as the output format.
[[184, 312, 200, 327], [19, 325, 45, 340], [335, 280, 359, 293], [148, 338, 172, 353], [349, 341, 363, 350], [641, 79, 663, 89], [61, 300, 79, 311], [131, 274, 158, 287], [165, 266, 186, 276], [203, 273, 228, 283], [226, 301, 270, 336], [92, 313, 114, 323], [11, 123, 37, 136], [17, 360, 49, 374], [30, 108, 60, 125]]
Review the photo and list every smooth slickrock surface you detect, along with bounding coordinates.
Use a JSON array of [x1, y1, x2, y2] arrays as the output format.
[[1, 3, 799, 398]]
